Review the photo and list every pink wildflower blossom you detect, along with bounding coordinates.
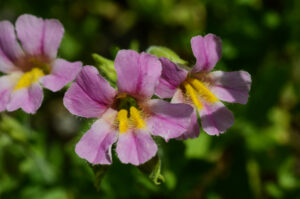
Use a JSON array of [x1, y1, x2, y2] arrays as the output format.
[[0, 14, 82, 113], [156, 34, 251, 137], [64, 50, 193, 165]]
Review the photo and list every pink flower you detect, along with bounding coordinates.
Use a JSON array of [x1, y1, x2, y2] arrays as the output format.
[[0, 14, 82, 113], [156, 34, 252, 137], [63, 50, 193, 165]]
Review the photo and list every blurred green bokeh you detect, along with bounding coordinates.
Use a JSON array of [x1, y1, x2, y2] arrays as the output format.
[[0, 0, 300, 198]]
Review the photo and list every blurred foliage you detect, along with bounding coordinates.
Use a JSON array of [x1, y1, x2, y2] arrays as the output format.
[[0, 0, 300, 198]]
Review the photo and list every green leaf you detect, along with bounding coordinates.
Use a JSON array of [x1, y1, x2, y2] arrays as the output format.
[[138, 155, 165, 185], [92, 53, 117, 86], [184, 132, 211, 159], [89, 163, 110, 190], [146, 46, 187, 65]]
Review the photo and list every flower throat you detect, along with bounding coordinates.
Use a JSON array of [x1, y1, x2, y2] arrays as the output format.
[[14, 56, 51, 91], [114, 94, 146, 133]]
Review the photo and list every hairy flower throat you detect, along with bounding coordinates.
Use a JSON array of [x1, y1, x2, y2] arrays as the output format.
[[183, 78, 218, 110], [130, 107, 146, 129], [117, 109, 129, 133], [117, 106, 146, 133]]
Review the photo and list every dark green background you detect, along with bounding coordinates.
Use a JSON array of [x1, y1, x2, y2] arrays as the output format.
[[0, 0, 300, 198]]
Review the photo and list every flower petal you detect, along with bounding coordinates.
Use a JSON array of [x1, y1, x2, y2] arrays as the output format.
[[16, 14, 44, 56], [0, 74, 18, 111], [116, 129, 157, 165], [169, 89, 200, 139], [177, 110, 200, 140], [16, 14, 64, 58], [199, 101, 234, 136], [191, 34, 222, 73], [63, 66, 116, 118], [209, 71, 251, 104], [115, 50, 162, 98], [75, 109, 118, 165], [41, 58, 82, 92], [155, 57, 188, 98], [171, 88, 186, 104], [7, 83, 43, 114], [0, 21, 24, 61], [146, 99, 193, 141], [0, 47, 17, 73], [42, 19, 64, 59]]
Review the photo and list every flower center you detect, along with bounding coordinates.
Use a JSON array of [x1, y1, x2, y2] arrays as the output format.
[[13, 55, 51, 91], [117, 107, 146, 133], [114, 94, 146, 133], [16, 55, 51, 73], [14, 68, 45, 91], [182, 77, 218, 109]]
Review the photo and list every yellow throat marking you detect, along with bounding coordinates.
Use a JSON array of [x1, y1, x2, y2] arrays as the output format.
[[188, 78, 218, 103], [183, 78, 219, 110], [14, 68, 45, 91], [183, 81, 203, 110], [117, 109, 129, 133], [130, 107, 146, 129], [117, 106, 146, 133]]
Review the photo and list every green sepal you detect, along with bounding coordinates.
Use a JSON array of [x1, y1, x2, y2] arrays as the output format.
[[88, 163, 110, 191], [138, 155, 165, 185], [146, 46, 187, 65], [92, 53, 117, 86]]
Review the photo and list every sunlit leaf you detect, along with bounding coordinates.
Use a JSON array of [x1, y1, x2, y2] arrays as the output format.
[[146, 46, 187, 65], [184, 132, 211, 159]]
